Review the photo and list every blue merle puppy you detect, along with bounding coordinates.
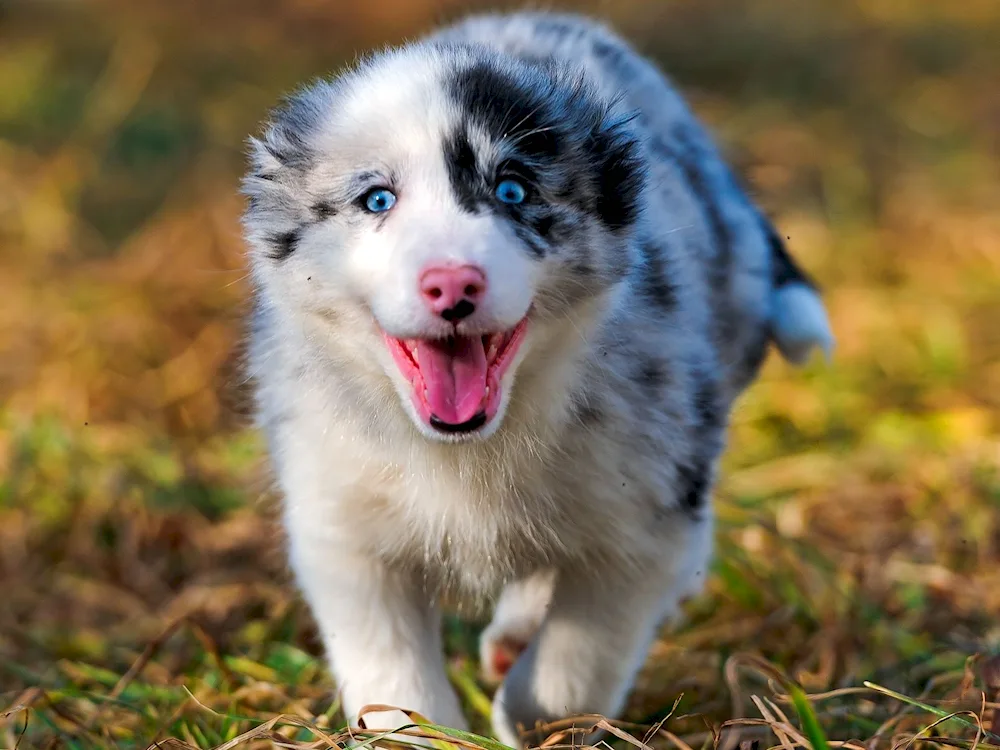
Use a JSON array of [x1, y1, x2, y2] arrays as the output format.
[[241, 10, 833, 747]]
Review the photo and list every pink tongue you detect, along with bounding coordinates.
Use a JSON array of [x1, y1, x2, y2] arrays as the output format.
[[415, 336, 488, 425]]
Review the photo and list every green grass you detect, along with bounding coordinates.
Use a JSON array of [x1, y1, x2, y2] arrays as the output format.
[[2, 0, 1000, 747]]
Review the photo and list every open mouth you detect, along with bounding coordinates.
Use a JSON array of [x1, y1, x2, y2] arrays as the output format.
[[384, 318, 529, 435]]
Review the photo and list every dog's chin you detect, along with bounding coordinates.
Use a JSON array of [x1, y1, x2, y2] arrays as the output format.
[[383, 317, 529, 443]]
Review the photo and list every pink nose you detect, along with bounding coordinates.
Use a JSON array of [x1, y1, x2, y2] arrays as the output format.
[[419, 264, 487, 322]]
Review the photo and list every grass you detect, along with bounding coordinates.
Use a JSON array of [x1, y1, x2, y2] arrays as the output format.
[[1, 0, 1000, 747]]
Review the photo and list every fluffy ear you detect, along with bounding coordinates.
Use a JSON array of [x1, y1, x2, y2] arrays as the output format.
[[240, 123, 313, 227], [241, 136, 286, 208], [241, 83, 337, 262], [241, 144, 296, 227], [590, 113, 645, 233], [241, 131, 310, 263], [241, 84, 331, 210], [247, 135, 286, 179]]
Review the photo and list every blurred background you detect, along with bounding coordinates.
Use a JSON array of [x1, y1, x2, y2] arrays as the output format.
[[1, 0, 999, 747]]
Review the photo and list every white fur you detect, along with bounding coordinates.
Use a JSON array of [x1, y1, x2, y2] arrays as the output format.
[[771, 283, 835, 364]]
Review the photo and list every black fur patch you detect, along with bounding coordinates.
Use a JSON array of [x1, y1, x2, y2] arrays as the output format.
[[443, 129, 485, 214], [637, 241, 678, 312], [450, 61, 564, 163], [763, 216, 817, 289], [591, 120, 644, 232], [569, 391, 606, 427], [635, 357, 669, 394], [260, 127, 311, 173], [591, 37, 630, 76], [445, 57, 643, 236], [532, 15, 586, 39], [675, 372, 725, 519], [531, 213, 555, 238], [675, 457, 711, 517], [692, 376, 723, 430], [735, 325, 771, 391], [511, 223, 549, 259], [312, 201, 337, 221], [267, 229, 300, 261], [263, 88, 329, 170]]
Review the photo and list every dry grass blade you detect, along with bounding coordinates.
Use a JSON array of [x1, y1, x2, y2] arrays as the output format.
[[0, 688, 42, 726], [718, 718, 866, 750], [900, 739, 1000, 750], [864, 683, 1000, 743], [658, 730, 697, 750], [355, 704, 513, 750], [148, 739, 201, 750], [641, 695, 686, 747], [751, 695, 797, 750], [895, 709, 986, 750], [185, 713, 339, 750], [722, 653, 835, 750], [108, 620, 185, 702], [593, 718, 657, 750]]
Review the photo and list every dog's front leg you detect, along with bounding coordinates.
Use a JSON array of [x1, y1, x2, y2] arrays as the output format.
[[286, 515, 467, 734], [490, 534, 708, 748]]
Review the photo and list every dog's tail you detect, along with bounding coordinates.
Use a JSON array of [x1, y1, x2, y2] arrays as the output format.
[[763, 221, 835, 365]]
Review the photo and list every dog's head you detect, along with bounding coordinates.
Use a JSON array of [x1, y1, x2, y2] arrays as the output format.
[[243, 43, 644, 441]]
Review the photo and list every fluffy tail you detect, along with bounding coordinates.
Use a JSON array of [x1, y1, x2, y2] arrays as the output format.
[[764, 222, 835, 365]]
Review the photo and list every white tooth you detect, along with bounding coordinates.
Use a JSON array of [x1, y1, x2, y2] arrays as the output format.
[[485, 386, 491, 397], [412, 349, 419, 363], [488, 345, 497, 360]]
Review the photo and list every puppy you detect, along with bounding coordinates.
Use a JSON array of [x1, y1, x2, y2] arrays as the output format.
[[241, 11, 833, 747]]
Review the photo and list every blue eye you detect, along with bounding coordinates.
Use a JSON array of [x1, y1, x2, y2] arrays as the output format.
[[495, 178, 527, 205], [363, 188, 396, 213]]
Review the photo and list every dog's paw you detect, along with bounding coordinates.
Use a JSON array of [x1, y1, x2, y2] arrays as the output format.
[[480, 633, 531, 684], [479, 571, 554, 684]]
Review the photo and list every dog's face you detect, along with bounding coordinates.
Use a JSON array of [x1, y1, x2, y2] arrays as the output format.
[[243, 44, 644, 441]]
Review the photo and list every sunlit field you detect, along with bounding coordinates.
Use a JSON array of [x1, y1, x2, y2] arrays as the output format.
[[1, 1, 999, 747]]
